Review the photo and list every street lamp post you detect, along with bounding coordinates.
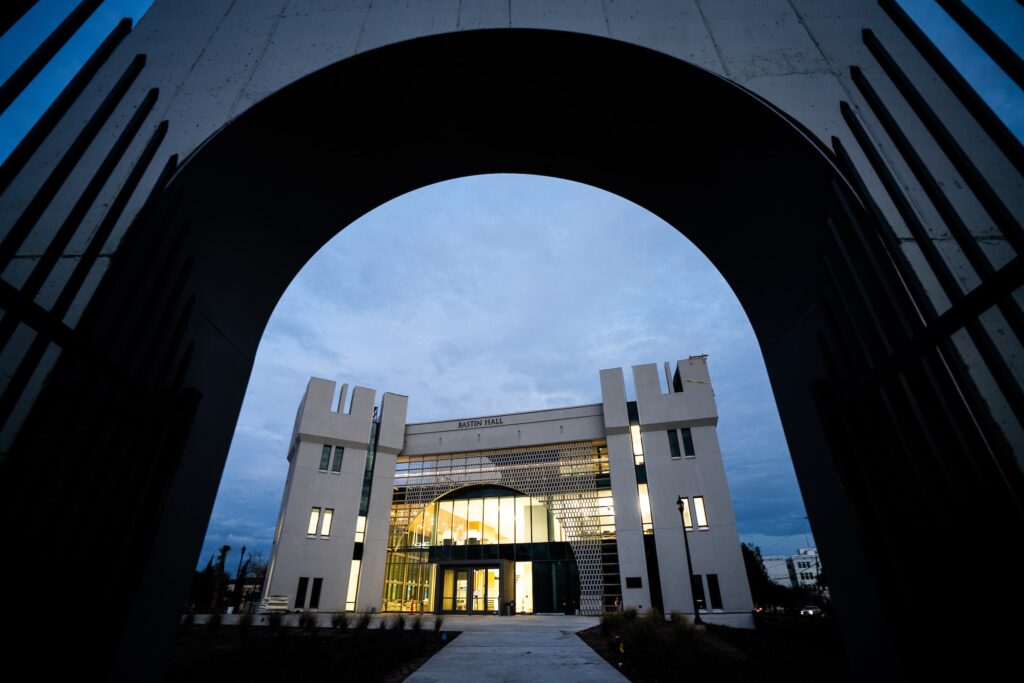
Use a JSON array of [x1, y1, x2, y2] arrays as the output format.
[[676, 496, 703, 625]]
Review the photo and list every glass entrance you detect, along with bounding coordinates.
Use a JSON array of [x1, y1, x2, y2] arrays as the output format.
[[441, 566, 500, 613]]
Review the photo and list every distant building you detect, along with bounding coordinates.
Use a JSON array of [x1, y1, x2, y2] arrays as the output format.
[[262, 357, 754, 627], [764, 547, 823, 591]]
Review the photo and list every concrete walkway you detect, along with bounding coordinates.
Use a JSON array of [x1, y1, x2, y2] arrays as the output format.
[[406, 615, 628, 683]]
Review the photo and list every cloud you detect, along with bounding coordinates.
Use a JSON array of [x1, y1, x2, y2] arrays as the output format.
[[197, 174, 806, 568]]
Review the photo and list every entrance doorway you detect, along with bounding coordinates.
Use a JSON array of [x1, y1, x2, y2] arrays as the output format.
[[441, 565, 501, 613]]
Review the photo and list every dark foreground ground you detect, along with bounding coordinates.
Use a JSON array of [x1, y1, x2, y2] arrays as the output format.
[[578, 612, 852, 683], [169, 618, 458, 683]]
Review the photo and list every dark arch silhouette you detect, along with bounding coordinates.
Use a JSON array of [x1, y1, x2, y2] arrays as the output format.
[[4, 28, 1018, 681]]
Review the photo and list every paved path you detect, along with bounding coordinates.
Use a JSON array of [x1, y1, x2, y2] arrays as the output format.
[[405, 615, 628, 683]]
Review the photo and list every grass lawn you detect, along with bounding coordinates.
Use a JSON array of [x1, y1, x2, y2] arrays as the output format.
[[577, 609, 851, 683]]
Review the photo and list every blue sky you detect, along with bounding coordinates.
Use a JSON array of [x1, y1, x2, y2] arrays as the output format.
[[2, 1, 1021, 573]]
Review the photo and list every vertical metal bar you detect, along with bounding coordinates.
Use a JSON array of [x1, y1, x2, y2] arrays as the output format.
[[934, 0, 1024, 91], [877, 0, 1024, 175], [0, 2, 38, 39], [0, 89, 159, 352], [0, 54, 146, 270], [0, 18, 132, 197], [0, 0, 105, 114], [849, 69, 1024, 348], [47, 131, 172, 326], [863, 29, 1024, 255]]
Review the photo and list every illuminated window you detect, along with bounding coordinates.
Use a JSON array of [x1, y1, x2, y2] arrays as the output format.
[[346, 559, 361, 611], [354, 515, 366, 543], [321, 508, 334, 537], [307, 507, 321, 535], [680, 497, 692, 529], [630, 425, 644, 465], [319, 445, 331, 471], [331, 446, 344, 472], [694, 496, 708, 528], [638, 483, 653, 534]]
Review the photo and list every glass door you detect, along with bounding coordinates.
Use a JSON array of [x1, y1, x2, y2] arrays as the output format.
[[455, 570, 468, 611], [472, 569, 485, 611], [440, 566, 501, 613]]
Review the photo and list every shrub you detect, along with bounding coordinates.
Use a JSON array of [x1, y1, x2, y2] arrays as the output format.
[[669, 610, 695, 640], [601, 610, 626, 635], [411, 615, 423, 636], [238, 611, 253, 637], [179, 610, 194, 636], [331, 612, 350, 631], [354, 612, 372, 632], [206, 610, 222, 632], [267, 611, 283, 633], [433, 615, 444, 633], [298, 610, 318, 632], [390, 614, 406, 633], [621, 607, 639, 623]]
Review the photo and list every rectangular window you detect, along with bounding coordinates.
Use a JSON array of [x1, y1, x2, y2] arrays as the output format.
[[667, 430, 681, 459], [319, 445, 331, 471], [680, 497, 692, 529], [707, 574, 723, 609], [499, 497, 514, 544], [331, 446, 344, 472], [346, 559, 361, 611], [694, 496, 708, 528], [295, 576, 309, 609], [625, 576, 643, 589], [309, 578, 323, 609], [354, 515, 366, 543], [630, 425, 644, 465], [321, 508, 334, 537], [307, 507, 321, 535], [637, 483, 653, 534], [691, 574, 706, 610], [681, 428, 695, 457]]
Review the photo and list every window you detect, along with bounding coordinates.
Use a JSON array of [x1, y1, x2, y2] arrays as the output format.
[[707, 574, 723, 609], [331, 446, 344, 472], [321, 508, 334, 537], [630, 425, 644, 465], [625, 576, 643, 588], [637, 483, 654, 534], [693, 496, 708, 528], [667, 430, 681, 459], [309, 578, 323, 609], [681, 428, 695, 457], [307, 507, 321, 535], [679, 497, 693, 529], [691, 574, 707, 610], [346, 559, 361, 611], [354, 515, 366, 543], [295, 576, 309, 609], [319, 445, 331, 471]]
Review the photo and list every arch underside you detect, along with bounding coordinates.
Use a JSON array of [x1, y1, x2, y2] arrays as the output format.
[[1, 27, 1021, 681]]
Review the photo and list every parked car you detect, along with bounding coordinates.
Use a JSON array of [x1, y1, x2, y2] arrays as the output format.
[[800, 605, 823, 616]]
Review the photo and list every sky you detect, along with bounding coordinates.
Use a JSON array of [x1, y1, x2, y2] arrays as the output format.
[[1, 1, 1021, 574]]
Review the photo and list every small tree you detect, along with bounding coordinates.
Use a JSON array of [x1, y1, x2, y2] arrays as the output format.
[[741, 542, 775, 606]]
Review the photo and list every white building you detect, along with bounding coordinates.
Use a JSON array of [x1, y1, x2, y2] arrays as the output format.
[[764, 547, 823, 591], [263, 356, 754, 627]]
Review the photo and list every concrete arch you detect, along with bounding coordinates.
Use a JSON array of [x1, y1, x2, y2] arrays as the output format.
[[2, 5, 1021, 682]]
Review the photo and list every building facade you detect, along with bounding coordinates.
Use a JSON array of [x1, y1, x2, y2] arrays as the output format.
[[263, 357, 754, 627], [765, 547, 824, 592]]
